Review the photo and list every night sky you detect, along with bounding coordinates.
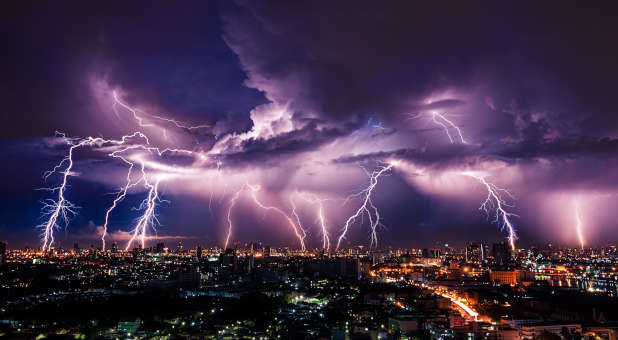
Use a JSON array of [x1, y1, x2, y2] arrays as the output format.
[[1, 1, 617, 250]]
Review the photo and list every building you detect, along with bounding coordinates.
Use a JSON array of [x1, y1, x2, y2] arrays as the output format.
[[196, 245, 202, 259], [176, 267, 200, 289], [117, 318, 141, 336], [520, 323, 582, 339], [155, 242, 165, 254], [492, 242, 511, 266], [389, 315, 420, 334], [0, 241, 6, 266], [466, 242, 486, 263], [489, 269, 518, 285], [220, 248, 237, 269]]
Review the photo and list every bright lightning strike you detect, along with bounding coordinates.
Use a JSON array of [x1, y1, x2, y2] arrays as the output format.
[[431, 111, 467, 144], [296, 192, 331, 252], [247, 183, 307, 251], [574, 200, 585, 250], [39, 89, 212, 251], [336, 162, 394, 251], [462, 171, 518, 251], [125, 174, 164, 250], [113, 91, 209, 134], [222, 184, 307, 252], [224, 186, 244, 250], [38, 132, 147, 251]]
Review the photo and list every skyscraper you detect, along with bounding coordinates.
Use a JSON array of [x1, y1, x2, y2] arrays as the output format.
[[466, 242, 486, 264], [492, 242, 511, 267], [155, 242, 165, 254], [0, 241, 6, 266]]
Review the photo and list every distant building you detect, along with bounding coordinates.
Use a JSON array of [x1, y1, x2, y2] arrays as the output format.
[[155, 242, 165, 254], [389, 315, 419, 334], [0, 241, 6, 266], [111, 241, 118, 253], [492, 242, 511, 266], [422, 248, 441, 259], [220, 248, 236, 269], [520, 323, 582, 339], [196, 245, 202, 259], [466, 242, 486, 263], [176, 267, 200, 289], [117, 318, 141, 336], [489, 269, 518, 285]]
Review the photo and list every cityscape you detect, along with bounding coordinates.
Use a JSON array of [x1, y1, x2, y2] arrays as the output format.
[[0, 241, 616, 339], [2, 1, 618, 339]]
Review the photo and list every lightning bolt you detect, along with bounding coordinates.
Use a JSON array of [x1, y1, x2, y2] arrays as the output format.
[[125, 173, 164, 251], [574, 200, 585, 250], [113, 91, 209, 133], [297, 192, 331, 252], [462, 172, 518, 251], [40, 89, 212, 251], [38, 133, 81, 252], [408, 111, 467, 144], [39, 132, 150, 251], [336, 162, 394, 251], [431, 111, 467, 144], [100, 158, 139, 251], [247, 183, 307, 251], [224, 186, 243, 250]]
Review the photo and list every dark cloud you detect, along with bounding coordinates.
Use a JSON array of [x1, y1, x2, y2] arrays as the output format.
[[223, 1, 618, 136], [222, 120, 362, 167]]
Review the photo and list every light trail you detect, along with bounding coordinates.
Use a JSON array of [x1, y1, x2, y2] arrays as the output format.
[[438, 291, 479, 320], [462, 171, 518, 250], [574, 200, 585, 250], [336, 162, 394, 251]]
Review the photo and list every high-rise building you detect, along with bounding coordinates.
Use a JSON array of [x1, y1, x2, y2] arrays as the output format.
[[492, 242, 511, 267], [155, 242, 165, 254], [466, 242, 485, 263], [0, 241, 6, 266], [111, 241, 118, 253], [196, 245, 202, 259], [220, 248, 236, 269], [176, 241, 184, 254], [263, 246, 271, 257]]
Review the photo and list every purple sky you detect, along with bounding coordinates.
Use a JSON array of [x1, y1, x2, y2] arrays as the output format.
[[1, 1, 617, 250]]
